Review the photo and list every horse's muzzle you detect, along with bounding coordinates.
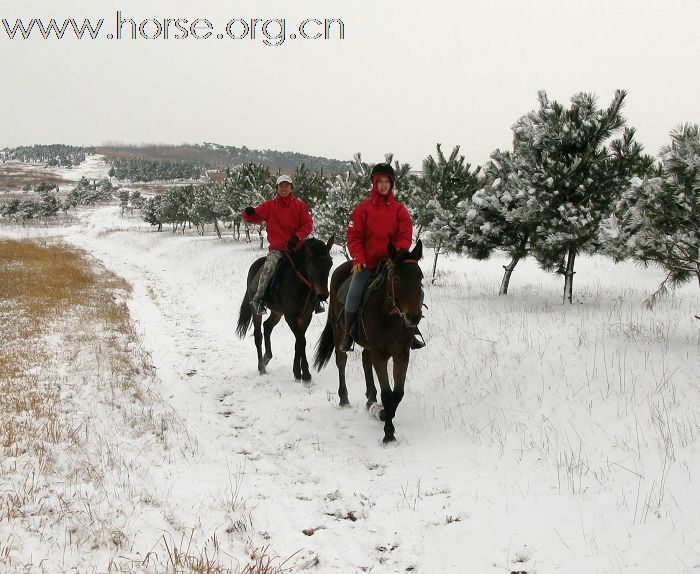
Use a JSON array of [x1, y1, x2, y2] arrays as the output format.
[[404, 313, 422, 328]]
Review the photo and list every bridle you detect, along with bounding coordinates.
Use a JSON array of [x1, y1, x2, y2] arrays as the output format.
[[386, 259, 423, 324]]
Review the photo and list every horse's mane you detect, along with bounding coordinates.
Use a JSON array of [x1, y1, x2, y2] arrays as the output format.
[[303, 237, 331, 259], [287, 237, 329, 267]]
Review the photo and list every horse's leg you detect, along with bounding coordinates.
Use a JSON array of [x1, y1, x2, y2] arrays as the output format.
[[263, 312, 282, 365], [284, 316, 306, 381], [371, 352, 396, 443], [386, 348, 409, 427], [252, 311, 266, 375], [298, 316, 313, 382], [362, 349, 377, 408], [335, 347, 349, 406]]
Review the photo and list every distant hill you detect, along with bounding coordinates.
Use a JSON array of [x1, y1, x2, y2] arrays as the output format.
[[95, 143, 350, 175]]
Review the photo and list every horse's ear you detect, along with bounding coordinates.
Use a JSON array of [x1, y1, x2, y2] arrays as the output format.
[[411, 239, 423, 260], [388, 242, 398, 259], [326, 235, 335, 251]]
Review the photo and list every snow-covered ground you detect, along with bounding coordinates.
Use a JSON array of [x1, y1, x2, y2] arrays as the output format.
[[1, 196, 699, 572]]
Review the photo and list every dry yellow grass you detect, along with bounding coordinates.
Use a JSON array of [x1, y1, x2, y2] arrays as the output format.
[[0, 239, 130, 379], [0, 165, 69, 191], [0, 238, 135, 484]]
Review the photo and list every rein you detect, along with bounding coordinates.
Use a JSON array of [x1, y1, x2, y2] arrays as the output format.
[[284, 249, 313, 289]]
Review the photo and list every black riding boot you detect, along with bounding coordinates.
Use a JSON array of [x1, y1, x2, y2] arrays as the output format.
[[411, 327, 426, 350], [339, 311, 356, 352]]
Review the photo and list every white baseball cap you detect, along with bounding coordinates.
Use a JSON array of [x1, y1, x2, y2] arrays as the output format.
[[276, 175, 293, 186]]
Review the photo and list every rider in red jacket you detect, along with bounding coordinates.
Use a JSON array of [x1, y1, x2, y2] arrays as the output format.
[[243, 175, 313, 315], [340, 163, 425, 351]]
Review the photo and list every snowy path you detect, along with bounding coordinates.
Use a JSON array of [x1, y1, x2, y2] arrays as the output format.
[[66, 210, 477, 572]]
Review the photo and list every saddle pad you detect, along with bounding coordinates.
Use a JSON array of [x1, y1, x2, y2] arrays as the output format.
[[336, 275, 352, 305]]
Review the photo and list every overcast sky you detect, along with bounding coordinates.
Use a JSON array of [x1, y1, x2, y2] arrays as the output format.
[[2, 0, 699, 168]]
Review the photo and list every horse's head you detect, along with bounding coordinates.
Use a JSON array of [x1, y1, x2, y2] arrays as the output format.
[[303, 236, 334, 301], [387, 239, 424, 327]]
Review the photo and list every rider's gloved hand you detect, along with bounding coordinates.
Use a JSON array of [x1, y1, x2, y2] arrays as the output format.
[[286, 235, 300, 251]]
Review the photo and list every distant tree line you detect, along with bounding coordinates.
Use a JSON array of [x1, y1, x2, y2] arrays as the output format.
[[197, 142, 351, 174], [96, 143, 351, 175], [2, 144, 89, 167], [106, 157, 204, 182]]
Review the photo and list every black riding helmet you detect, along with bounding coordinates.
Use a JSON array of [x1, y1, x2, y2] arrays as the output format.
[[370, 163, 395, 180]]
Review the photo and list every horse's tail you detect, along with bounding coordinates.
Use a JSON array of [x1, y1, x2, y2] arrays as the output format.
[[236, 292, 252, 338], [314, 318, 335, 371]]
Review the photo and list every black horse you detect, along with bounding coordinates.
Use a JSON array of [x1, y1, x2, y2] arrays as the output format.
[[314, 240, 424, 442], [236, 237, 334, 381]]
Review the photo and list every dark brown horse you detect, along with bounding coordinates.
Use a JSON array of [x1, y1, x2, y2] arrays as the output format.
[[237, 237, 334, 381], [314, 240, 424, 442]]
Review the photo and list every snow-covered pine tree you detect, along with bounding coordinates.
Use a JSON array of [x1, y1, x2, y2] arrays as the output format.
[[189, 185, 228, 237], [291, 163, 330, 212], [511, 90, 653, 303], [36, 190, 60, 218], [157, 187, 195, 233], [16, 200, 36, 224], [438, 147, 540, 294], [601, 124, 700, 309], [313, 171, 365, 258], [409, 144, 481, 278], [129, 190, 145, 212], [0, 199, 20, 220], [142, 195, 163, 231], [220, 163, 274, 245], [118, 190, 130, 217]]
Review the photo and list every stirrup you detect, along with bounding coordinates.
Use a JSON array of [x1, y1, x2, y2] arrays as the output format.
[[252, 298, 267, 316], [411, 328, 426, 350], [339, 334, 354, 352], [411, 336, 426, 350]]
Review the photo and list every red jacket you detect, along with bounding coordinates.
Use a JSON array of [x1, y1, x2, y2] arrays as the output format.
[[242, 193, 313, 251], [347, 189, 413, 269]]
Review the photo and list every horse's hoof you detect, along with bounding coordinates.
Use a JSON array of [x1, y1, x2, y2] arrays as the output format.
[[301, 373, 312, 383], [258, 368, 266, 375], [339, 398, 350, 407], [382, 434, 396, 444], [367, 403, 382, 419], [378, 409, 386, 422], [263, 354, 272, 365]]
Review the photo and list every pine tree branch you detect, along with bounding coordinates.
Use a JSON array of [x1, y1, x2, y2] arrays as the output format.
[[643, 271, 673, 310]]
